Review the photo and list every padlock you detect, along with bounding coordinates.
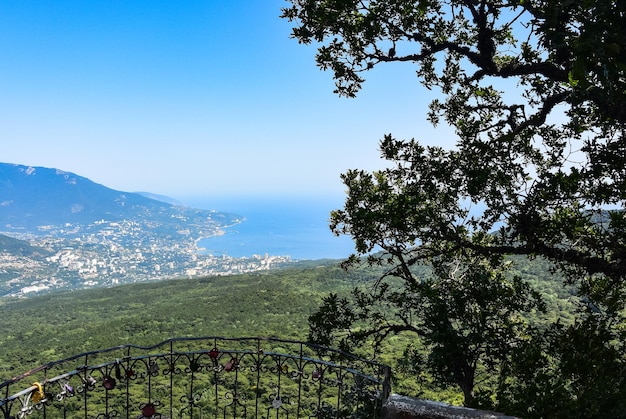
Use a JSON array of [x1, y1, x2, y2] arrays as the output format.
[[31, 382, 45, 404]]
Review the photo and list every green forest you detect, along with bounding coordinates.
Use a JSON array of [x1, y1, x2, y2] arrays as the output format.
[[0, 257, 575, 405]]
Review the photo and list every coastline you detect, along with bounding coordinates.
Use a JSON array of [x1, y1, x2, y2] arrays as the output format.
[[188, 198, 354, 260], [193, 219, 245, 255]]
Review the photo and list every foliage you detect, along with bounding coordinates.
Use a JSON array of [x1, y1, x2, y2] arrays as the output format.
[[310, 252, 544, 407], [283, 0, 626, 416], [0, 264, 377, 380], [498, 314, 626, 417], [0, 258, 582, 408]]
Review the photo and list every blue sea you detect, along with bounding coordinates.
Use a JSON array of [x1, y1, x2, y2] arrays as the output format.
[[184, 196, 356, 260]]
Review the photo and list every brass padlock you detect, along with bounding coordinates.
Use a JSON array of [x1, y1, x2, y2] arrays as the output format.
[[31, 382, 45, 403]]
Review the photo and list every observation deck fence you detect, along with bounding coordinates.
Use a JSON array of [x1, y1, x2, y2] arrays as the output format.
[[0, 336, 391, 419]]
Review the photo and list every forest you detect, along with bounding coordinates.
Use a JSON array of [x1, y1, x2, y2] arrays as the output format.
[[0, 256, 575, 406]]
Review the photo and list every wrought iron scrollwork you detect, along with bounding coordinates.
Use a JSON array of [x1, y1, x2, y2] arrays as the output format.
[[0, 337, 390, 419]]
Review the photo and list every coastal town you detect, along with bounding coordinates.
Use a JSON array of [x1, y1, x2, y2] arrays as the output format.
[[0, 217, 293, 298]]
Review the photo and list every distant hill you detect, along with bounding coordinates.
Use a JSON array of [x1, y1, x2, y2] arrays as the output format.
[[0, 233, 51, 257], [136, 192, 183, 206], [0, 162, 237, 235], [0, 163, 174, 231]]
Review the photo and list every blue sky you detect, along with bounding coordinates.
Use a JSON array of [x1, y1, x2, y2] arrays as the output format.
[[0, 0, 453, 203]]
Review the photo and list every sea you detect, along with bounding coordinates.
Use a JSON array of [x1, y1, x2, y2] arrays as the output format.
[[184, 196, 356, 260]]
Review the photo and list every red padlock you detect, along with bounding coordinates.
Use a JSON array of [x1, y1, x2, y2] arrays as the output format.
[[141, 402, 156, 417], [102, 376, 116, 390]]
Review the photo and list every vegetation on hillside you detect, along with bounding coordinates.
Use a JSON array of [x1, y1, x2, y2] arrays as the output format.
[[0, 234, 51, 257], [0, 264, 366, 378], [1, 259, 575, 407]]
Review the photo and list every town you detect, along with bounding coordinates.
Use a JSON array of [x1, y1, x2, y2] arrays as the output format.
[[0, 217, 293, 298]]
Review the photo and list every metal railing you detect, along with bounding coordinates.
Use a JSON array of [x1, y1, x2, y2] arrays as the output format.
[[0, 337, 391, 418]]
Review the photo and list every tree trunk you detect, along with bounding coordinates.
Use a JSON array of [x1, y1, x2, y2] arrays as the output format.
[[461, 380, 475, 407]]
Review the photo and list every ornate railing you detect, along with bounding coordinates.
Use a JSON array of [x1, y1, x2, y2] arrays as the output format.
[[0, 337, 391, 418]]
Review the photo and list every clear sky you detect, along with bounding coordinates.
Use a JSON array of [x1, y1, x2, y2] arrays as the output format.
[[0, 0, 453, 203]]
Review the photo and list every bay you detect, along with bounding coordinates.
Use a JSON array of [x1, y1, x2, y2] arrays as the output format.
[[184, 196, 355, 260]]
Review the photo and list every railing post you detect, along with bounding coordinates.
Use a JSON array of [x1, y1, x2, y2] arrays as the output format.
[[382, 365, 392, 402], [0, 384, 9, 419], [169, 340, 174, 419]]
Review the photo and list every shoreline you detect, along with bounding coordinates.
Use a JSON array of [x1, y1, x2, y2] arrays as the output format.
[[193, 219, 244, 254]]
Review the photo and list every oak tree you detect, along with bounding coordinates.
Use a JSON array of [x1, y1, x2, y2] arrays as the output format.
[[283, 0, 626, 415]]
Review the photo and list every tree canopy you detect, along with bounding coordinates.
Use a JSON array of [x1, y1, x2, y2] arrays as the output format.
[[283, 1, 626, 416]]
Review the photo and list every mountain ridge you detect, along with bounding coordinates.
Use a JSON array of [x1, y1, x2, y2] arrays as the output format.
[[0, 163, 183, 232]]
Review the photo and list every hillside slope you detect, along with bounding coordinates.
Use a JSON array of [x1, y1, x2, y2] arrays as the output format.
[[0, 162, 238, 234], [0, 263, 367, 375]]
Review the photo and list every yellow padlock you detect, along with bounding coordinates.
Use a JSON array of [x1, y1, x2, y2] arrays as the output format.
[[31, 382, 45, 403]]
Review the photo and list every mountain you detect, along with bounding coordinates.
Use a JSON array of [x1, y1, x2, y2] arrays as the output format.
[[136, 192, 183, 206], [0, 163, 195, 232], [0, 162, 247, 238]]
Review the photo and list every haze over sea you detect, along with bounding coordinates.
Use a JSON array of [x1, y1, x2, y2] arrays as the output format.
[[185, 196, 355, 260]]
